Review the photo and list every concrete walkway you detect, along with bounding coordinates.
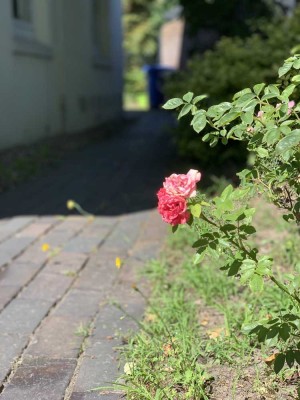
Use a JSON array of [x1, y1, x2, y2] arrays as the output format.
[[0, 111, 177, 399]]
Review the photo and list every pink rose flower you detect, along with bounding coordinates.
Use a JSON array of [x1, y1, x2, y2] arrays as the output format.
[[257, 111, 264, 118], [163, 169, 201, 198], [157, 188, 190, 226], [287, 100, 295, 115]]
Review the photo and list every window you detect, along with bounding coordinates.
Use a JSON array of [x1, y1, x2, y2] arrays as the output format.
[[92, 0, 111, 64], [11, 0, 53, 59], [12, 0, 34, 41], [12, 0, 32, 22]]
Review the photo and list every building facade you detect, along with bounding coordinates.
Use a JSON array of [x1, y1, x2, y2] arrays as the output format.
[[0, 0, 123, 149]]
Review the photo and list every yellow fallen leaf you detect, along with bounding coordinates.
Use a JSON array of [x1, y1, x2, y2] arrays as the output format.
[[207, 327, 228, 339], [41, 243, 50, 252], [200, 319, 209, 326], [115, 257, 122, 269], [264, 353, 278, 365], [162, 343, 173, 356], [144, 313, 157, 323], [124, 362, 134, 375]]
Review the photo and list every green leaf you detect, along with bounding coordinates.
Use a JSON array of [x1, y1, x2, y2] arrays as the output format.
[[241, 112, 253, 125], [242, 99, 258, 112], [220, 184, 233, 199], [264, 128, 281, 146], [278, 62, 293, 78], [249, 274, 264, 292], [235, 93, 256, 107], [253, 83, 265, 96], [190, 204, 202, 218], [294, 350, 300, 365], [216, 112, 240, 127], [256, 147, 269, 158], [279, 323, 290, 341], [227, 260, 242, 276], [261, 93, 278, 101], [192, 238, 209, 249], [240, 225, 256, 235], [291, 75, 300, 83], [192, 94, 207, 105], [293, 59, 300, 69], [267, 84, 280, 95], [274, 353, 285, 374], [191, 111, 207, 133], [233, 88, 252, 100], [275, 129, 300, 154], [178, 104, 193, 119], [163, 98, 184, 110], [207, 102, 232, 118], [172, 225, 178, 233], [281, 84, 296, 99], [183, 92, 194, 103], [286, 350, 295, 368]]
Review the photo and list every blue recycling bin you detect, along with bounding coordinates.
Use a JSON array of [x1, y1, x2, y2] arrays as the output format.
[[143, 65, 175, 109]]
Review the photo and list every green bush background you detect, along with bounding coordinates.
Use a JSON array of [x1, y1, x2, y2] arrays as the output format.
[[165, 8, 300, 168]]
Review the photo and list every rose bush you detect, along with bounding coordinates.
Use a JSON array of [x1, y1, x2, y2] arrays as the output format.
[[160, 54, 300, 374]]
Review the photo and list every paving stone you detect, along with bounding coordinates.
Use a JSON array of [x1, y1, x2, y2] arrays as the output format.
[[63, 236, 104, 254], [140, 210, 168, 241], [115, 257, 144, 285], [0, 217, 34, 243], [0, 262, 41, 287], [103, 214, 144, 252], [16, 220, 55, 238], [73, 266, 115, 292], [0, 358, 76, 400], [72, 355, 120, 394], [16, 246, 49, 265], [0, 333, 29, 385], [53, 289, 102, 321], [129, 239, 162, 262], [35, 217, 88, 248], [20, 272, 73, 302], [0, 285, 19, 311], [0, 236, 35, 267], [25, 316, 83, 359], [43, 252, 88, 275], [70, 392, 124, 400], [73, 303, 140, 393], [0, 298, 53, 335]]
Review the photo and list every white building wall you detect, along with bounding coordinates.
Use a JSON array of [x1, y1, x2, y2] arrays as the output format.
[[0, 0, 123, 149]]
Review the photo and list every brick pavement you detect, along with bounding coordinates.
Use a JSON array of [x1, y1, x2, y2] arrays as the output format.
[[0, 111, 177, 399], [0, 208, 167, 400]]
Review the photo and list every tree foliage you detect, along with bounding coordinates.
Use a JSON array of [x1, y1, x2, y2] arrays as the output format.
[[179, 0, 287, 37], [123, 0, 178, 95]]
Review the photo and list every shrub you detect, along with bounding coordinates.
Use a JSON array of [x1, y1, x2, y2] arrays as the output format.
[[165, 8, 300, 167], [160, 54, 300, 374]]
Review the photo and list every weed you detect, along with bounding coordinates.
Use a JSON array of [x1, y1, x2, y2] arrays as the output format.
[[75, 323, 91, 338]]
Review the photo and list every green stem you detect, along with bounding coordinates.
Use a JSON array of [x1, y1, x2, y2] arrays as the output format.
[[270, 275, 300, 306], [200, 213, 254, 259]]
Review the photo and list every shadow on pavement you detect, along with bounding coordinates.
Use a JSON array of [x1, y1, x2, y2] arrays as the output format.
[[0, 111, 193, 218]]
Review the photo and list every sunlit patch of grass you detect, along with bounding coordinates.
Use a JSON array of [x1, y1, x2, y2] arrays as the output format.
[[112, 199, 299, 399]]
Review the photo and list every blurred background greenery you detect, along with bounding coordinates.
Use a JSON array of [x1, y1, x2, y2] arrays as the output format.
[[123, 0, 300, 173]]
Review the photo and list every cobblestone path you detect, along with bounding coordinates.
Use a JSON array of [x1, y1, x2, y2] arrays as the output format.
[[0, 111, 174, 399]]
